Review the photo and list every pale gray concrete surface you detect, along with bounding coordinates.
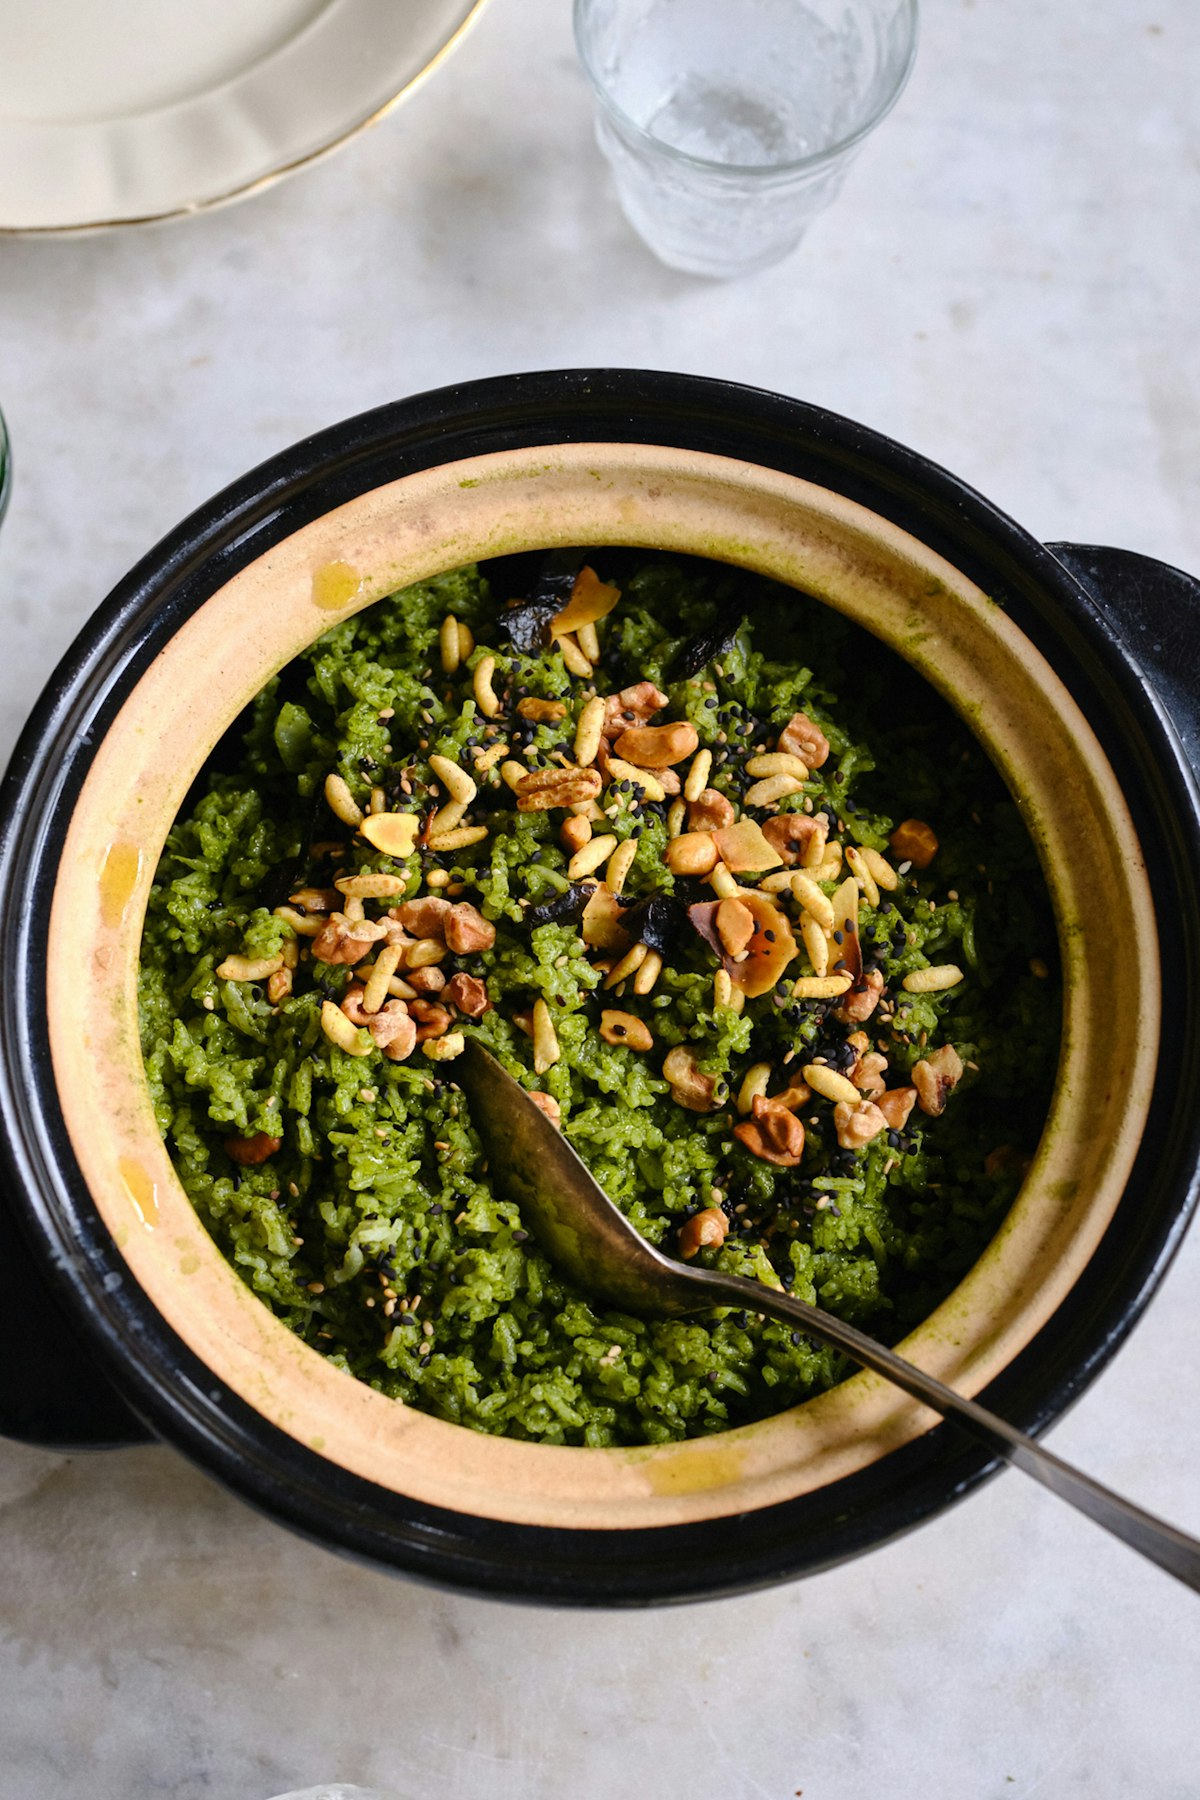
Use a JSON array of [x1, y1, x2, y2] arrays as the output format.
[[1, 1, 1197, 1795]]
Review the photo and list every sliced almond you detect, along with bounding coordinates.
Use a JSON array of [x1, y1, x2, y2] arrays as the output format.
[[711, 819, 784, 873], [360, 812, 420, 858]]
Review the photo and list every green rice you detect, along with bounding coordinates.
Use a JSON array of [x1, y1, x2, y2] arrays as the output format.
[[138, 554, 1060, 1447]]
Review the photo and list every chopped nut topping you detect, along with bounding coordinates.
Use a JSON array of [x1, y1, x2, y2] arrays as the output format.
[[850, 1049, 889, 1097], [716, 895, 756, 960], [763, 813, 827, 868], [444, 901, 496, 954], [518, 696, 568, 723], [215, 953, 284, 982], [444, 972, 490, 1016], [686, 787, 734, 832], [877, 1087, 918, 1130], [392, 896, 451, 938], [889, 818, 939, 868], [833, 968, 885, 1023], [359, 812, 421, 859], [711, 819, 784, 873], [663, 1046, 722, 1113], [734, 1095, 805, 1166], [612, 721, 700, 768], [407, 964, 447, 995], [409, 999, 452, 1042], [367, 1000, 418, 1062], [527, 1090, 562, 1126], [312, 913, 389, 966], [777, 710, 831, 769], [679, 1207, 729, 1259], [599, 1009, 654, 1051], [224, 1132, 282, 1166], [833, 1099, 888, 1150], [515, 765, 604, 812], [602, 681, 668, 738], [912, 1045, 964, 1115]]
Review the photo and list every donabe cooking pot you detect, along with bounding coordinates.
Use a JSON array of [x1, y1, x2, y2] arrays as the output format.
[[1, 370, 1198, 1606]]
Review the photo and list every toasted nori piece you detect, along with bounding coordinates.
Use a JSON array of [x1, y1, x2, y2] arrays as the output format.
[[257, 786, 326, 913], [526, 881, 596, 927], [499, 549, 590, 655], [671, 584, 749, 679], [620, 894, 688, 955]]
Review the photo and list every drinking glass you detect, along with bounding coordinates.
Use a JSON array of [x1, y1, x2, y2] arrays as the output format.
[[574, 0, 919, 277]]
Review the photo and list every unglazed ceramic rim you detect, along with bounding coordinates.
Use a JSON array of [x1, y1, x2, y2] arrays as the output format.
[[46, 441, 1159, 1531]]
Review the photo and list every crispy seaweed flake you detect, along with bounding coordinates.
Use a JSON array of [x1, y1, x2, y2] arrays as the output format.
[[499, 549, 590, 654], [621, 894, 688, 955], [526, 881, 595, 927]]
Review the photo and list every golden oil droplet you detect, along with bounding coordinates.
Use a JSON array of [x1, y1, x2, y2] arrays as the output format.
[[99, 843, 143, 929], [118, 1156, 159, 1231], [311, 560, 363, 612]]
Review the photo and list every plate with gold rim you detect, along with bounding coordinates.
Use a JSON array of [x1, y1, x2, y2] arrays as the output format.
[[0, 0, 487, 234]]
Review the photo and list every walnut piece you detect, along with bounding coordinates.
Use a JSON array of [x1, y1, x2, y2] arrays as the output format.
[[663, 1046, 723, 1113], [444, 901, 496, 954], [912, 1044, 964, 1115], [833, 968, 885, 1023], [444, 973, 490, 1017], [833, 1099, 888, 1150], [777, 710, 831, 768], [367, 1000, 417, 1062], [223, 1132, 282, 1166], [762, 812, 827, 867], [686, 787, 735, 832], [733, 1095, 805, 1166], [312, 913, 389, 966]]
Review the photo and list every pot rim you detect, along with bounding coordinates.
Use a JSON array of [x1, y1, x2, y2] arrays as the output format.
[[2, 369, 1198, 1602]]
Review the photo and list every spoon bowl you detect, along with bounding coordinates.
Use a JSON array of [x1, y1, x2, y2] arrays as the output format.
[[458, 1039, 1200, 1595]]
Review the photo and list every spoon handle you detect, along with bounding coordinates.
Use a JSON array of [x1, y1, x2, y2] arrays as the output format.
[[705, 1270, 1200, 1593]]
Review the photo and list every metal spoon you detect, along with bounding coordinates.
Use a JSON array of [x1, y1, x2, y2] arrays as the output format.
[[457, 1040, 1200, 1593]]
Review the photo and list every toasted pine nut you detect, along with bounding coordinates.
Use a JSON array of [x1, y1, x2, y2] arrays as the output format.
[[810, 855, 843, 884], [532, 997, 560, 1073], [335, 872, 409, 900], [500, 759, 527, 790], [760, 870, 794, 893], [440, 615, 461, 675], [845, 845, 880, 907], [605, 836, 638, 895], [709, 863, 739, 900], [713, 967, 744, 1012], [860, 845, 899, 890], [744, 774, 805, 808], [683, 748, 713, 803], [791, 872, 835, 930], [574, 695, 606, 767], [793, 977, 852, 1003], [830, 874, 859, 940], [568, 833, 618, 879], [429, 799, 467, 837], [666, 798, 687, 839], [576, 621, 601, 663], [632, 948, 663, 994], [737, 1061, 773, 1115], [426, 870, 450, 889], [363, 943, 403, 1014], [267, 968, 292, 1004], [429, 754, 477, 806], [321, 1000, 372, 1056], [803, 1060, 861, 1101], [324, 772, 363, 828], [902, 964, 964, 993], [800, 915, 830, 978], [555, 631, 592, 676], [457, 621, 474, 662], [805, 830, 833, 870], [745, 752, 809, 782], [369, 786, 387, 814], [427, 825, 489, 851], [273, 905, 322, 938], [665, 831, 718, 876], [473, 655, 501, 719], [342, 896, 365, 921], [360, 812, 420, 858], [606, 758, 666, 803], [280, 938, 299, 969], [215, 953, 284, 982], [603, 942, 648, 989]]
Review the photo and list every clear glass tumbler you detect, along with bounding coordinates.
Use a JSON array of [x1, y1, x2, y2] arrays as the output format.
[[574, 0, 919, 278]]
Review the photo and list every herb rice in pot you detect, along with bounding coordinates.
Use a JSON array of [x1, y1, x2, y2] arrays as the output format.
[[138, 554, 1060, 1447]]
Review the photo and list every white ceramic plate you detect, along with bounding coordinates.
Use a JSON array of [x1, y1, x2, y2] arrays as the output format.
[[0, 0, 486, 233]]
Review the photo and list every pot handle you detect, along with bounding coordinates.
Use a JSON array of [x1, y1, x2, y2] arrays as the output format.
[[1047, 542, 1200, 775], [0, 1197, 153, 1448]]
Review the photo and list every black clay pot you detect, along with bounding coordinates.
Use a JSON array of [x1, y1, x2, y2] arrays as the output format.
[[1, 370, 1198, 1605]]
